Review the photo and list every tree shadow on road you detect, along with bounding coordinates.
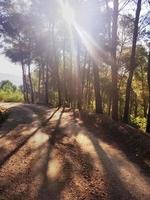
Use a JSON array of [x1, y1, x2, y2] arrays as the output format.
[[0, 108, 145, 200], [0, 104, 58, 139], [37, 108, 106, 200], [0, 108, 59, 168], [86, 132, 137, 200], [72, 111, 140, 200], [78, 112, 150, 177], [72, 111, 150, 199]]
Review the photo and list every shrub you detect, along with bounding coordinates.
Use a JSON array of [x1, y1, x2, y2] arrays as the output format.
[[130, 115, 146, 131], [0, 90, 23, 102], [0, 80, 23, 102]]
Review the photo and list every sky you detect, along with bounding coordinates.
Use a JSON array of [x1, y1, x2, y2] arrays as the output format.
[[0, 54, 22, 86]]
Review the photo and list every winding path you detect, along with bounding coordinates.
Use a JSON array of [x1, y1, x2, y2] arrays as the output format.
[[0, 103, 150, 200]]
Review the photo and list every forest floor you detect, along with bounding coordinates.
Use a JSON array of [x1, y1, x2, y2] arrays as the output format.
[[0, 103, 150, 200]]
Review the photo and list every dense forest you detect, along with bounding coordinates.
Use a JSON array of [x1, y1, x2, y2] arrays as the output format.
[[0, 0, 150, 130]]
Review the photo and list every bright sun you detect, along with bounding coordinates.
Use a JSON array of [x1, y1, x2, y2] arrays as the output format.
[[61, 1, 75, 25]]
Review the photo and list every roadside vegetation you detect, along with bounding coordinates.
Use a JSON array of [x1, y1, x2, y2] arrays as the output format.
[[0, 80, 23, 102]]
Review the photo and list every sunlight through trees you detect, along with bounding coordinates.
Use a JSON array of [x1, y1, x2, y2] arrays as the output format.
[[0, 0, 149, 131]]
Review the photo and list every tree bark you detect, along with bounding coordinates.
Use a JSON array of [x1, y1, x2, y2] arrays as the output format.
[[108, 96, 112, 116], [123, 0, 142, 123], [63, 38, 67, 105], [21, 63, 29, 103], [52, 23, 62, 106], [111, 0, 119, 120], [45, 62, 49, 105], [42, 64, 45, 104], [77, 38, 82, 110], [86, 60, 91, 110], [146, 50, 150, 133], [93, 63, 103, 114], [134, 93, 138, 118], [140, 65, 147, 117], [28, 64, 34, 103], [81, 52, 87, 98], [38, 67, 41, 102]]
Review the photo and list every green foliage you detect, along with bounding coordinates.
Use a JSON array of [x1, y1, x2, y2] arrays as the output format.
[[0, 80, 23, 102], [130, 115, 147, 131], [0, 90, 23, 102], [0, 80, 17, 92]]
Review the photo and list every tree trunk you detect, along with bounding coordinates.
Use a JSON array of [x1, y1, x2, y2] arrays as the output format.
[[130, 90, 134, 115], [38, 67, 41, 102], [93, 63, 103, 114], [134, 94, 138, 118], [141, 65, 147, 117], [111, 66, 119, 120], [52, 23, 61, 107], [45, 62, 49, 105], [108, 96, 112, 116], [21, 63, 29, 103], [81, 52, 87, 100], [42, 64, 45, 104], [28, 64, 34, 103], [77, 38, 82, 110], [85, 60, 91, 110], [111, 0, 119, 120], [146, 50, 150, 133], [69, 46, 73, 107], [63, 38, 67, 105], [123, 0, 142, 123]]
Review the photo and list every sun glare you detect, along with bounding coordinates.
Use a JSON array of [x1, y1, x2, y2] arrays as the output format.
[[60, 1, 75, 25], [59, 0, 112, 68]]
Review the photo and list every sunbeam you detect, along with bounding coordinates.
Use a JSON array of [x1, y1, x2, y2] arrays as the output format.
[[58, 0, 116, 68], [59, 0, 75, 26], [0, 0, 149, 199]]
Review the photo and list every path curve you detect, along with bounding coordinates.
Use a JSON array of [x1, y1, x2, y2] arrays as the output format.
[[0, 103, 150, 200]]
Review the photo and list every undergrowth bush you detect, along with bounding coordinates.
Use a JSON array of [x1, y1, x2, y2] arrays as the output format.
[[0, 80, 23, 102], [130, 115, 146, 131], [0, 90, 23, 102]]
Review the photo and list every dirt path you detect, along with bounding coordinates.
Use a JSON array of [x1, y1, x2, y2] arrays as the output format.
[[0, 104, 150, 200]]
